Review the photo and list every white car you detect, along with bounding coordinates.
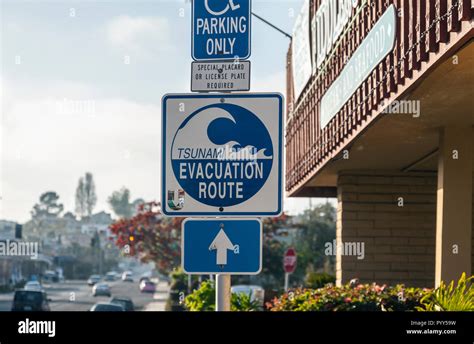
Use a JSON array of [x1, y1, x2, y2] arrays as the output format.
[[121, 271, 133, 282], [90, 302, 124, 312], [92, 283, 112, 297], [24, 281, 44, 292], [231, 285, 265, 308]]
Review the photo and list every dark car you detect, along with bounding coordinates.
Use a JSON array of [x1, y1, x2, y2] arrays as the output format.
[[90, 303, 124, 312], [12, 290, 51, 311], [43, 270, 60, 283], [104, 272, 117, 281], [110, 297, 135, 311], [87, 275, 101, 286]]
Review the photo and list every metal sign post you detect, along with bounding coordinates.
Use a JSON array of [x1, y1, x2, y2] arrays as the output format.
[[216, 274, 231, 311], [284, 272, 289, 291]]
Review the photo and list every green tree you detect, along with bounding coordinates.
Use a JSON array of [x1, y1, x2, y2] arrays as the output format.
[[75, 172, 97, 218], [31, 191, 64, 218], [28, 191, 64, 238], [260, 216, 289, 289], [293, 201, 336, 284], [233, 214, 293, 291], [132, 198, 145, 214], [107, 187, 142, 218]]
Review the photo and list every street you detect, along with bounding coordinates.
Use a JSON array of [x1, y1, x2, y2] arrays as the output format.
[[0, 280, 169, 311]]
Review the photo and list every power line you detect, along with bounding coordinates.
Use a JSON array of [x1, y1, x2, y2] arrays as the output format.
[[251, 12, 292, 39]]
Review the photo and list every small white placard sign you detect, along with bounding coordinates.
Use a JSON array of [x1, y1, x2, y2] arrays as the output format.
[[191, 61, 251, 92]]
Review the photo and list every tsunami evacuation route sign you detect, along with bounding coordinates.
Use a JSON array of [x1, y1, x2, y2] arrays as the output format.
[[161, 93, 283, 216]]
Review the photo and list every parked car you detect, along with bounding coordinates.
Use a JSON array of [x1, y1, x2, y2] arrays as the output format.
[[11, 290, 51, 311], [231, 285, 265, 308], [110, 297, 135, 311], [139, 280, 156, 293], [43, 270, 62, 283], [90, 302, 124, 312], [92, 283, 111, 297], [121, 271, 133, 282], [105, 272, 117, 281], [87, 275, 101, 286], [24, 281, 44, 292], [139, 276, 150, 284]]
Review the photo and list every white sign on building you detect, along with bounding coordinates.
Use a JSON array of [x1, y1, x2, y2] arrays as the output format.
[[320, 5, 396, 128], [291, 0, 312, 102], [311, 0, 360, 72]]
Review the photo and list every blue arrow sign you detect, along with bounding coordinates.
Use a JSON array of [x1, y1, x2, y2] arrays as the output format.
[[182, 218, 262, 274], [192, 0, 251, 61]]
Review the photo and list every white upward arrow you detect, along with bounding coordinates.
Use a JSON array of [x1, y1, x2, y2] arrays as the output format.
[[209, 229, 235, 266]]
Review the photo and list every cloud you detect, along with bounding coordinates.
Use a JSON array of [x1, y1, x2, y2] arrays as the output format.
[[104, 15, 171, 57], [251, 70, 286, 95], [0, 78, 161, 222]]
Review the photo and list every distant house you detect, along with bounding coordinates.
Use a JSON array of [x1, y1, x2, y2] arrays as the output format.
[[62, 212, 80, 233], [63, 212, 76, 221], [89, 211, 112, 225], [80, 211, 113, 237], [61, 232, 92, 247], [0, 220, 17, 240]]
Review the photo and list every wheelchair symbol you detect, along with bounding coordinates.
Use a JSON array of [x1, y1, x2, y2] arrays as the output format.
[[204, 0, 240, 16]]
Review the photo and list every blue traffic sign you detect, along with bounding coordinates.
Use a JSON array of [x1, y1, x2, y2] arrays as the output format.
[[192, 0, 251, 61], [182, 218, 262, 274]]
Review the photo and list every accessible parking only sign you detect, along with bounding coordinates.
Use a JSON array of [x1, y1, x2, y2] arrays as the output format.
[[192, 0, 251, 61], [161, 93, 283, 216]]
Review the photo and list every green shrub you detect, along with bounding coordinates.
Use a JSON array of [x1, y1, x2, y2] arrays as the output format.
[[231, 292, 262, 312], [304, 272, 335, 289], [170, 267, 187, 287], [184, 280, 261, 311], [165, 267, 188, 311], [0, 285, 12, 293], [0, 280, 26, 293], [184, 280, 216, 311], [418, 273, 474, 311], [267, 283, 427, 311]]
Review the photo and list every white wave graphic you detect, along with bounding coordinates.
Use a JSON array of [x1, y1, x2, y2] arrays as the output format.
[[172, 107, 272, 160]]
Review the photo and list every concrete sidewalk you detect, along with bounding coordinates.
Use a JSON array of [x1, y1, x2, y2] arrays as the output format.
[[142, 282, 170, 311]]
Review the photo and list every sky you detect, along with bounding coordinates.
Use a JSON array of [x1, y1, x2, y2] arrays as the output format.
[[0, 0, 329, 223]]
